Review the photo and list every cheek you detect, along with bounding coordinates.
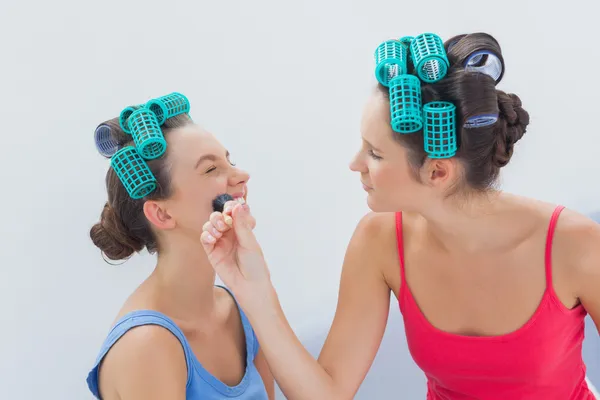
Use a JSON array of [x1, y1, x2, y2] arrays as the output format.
[[172, 177, 228, 224], [371, 161, 419, 198], [370, 163, 401, 189]]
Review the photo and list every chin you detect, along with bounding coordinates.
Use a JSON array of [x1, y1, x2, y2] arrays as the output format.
[[366, 194, 386, 213], [366, 194, 404, 213]]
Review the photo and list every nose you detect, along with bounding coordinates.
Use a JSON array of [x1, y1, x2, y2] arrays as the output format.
[[349, 151, 366, 173], [229, 165, 250, 187]]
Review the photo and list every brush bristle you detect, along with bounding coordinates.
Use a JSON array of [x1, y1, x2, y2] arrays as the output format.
[[212, 193, 234, 212]]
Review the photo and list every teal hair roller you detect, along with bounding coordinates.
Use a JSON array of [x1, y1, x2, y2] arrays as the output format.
[[410, 33, 450, 83], [389, 74, 423, 133], [127, 108, 167, 160], [399, 36, 414, 67], [146, 92, 190, 125], [119, 105, 143, 134], [423, 101, 457, 158], [374, 40, 409, 87], [399, 36, 413, 48], [111, 146, 157, 199]]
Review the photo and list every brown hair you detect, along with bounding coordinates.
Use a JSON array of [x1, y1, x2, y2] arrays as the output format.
[[379, 32, 530, 191], [90, 114, 193, 261]]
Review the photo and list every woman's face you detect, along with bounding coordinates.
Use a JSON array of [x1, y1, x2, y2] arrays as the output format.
[[149, 124, 249, 238], [349, 91, 431, 213]]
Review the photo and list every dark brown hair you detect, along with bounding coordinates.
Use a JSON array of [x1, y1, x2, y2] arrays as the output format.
[[379, 32, 530, 191], [90, 114, 193, 261]]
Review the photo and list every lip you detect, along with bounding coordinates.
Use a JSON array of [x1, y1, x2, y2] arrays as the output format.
[[231, 189, 246, 200], [361, 181, 373, 190]]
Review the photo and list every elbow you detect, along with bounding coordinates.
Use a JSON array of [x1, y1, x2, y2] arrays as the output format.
[[326, 378, 354, 400]]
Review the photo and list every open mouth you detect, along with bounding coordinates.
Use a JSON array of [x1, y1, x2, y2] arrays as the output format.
[[231, 192, 246, 204]]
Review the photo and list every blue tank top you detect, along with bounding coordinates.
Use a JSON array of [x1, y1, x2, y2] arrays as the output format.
[[86, 286, 268, 399]]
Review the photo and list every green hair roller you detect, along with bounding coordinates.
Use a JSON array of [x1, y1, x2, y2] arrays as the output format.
[[410, 33, 450, 83], [374, 40, 409, 87], [423, 101, 457, 158], [146, 92, 190, 125], [389, 74, 423, 133], [110, 146, 157, 199], [127, 108, 167, 160]]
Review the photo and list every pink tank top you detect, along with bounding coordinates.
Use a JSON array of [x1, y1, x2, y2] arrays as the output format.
[[395, 206, 595, 399]]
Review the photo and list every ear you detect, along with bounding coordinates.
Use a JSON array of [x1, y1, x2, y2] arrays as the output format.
[[143, 200, 176, 230], [422, 158, 458, 188]]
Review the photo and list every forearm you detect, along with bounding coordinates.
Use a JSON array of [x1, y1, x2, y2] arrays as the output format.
[[243, 286, 343, 400]]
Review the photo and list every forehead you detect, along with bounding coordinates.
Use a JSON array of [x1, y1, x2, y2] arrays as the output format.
[[361, 90, 393, 143], [166, 125, 225, 167]]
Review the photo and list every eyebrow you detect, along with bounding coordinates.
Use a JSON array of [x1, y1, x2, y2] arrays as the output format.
[[194, 151, 230, 169], [363, 138, 382, 153]]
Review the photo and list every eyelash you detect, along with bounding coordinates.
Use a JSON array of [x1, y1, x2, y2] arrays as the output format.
[[204, 159, 236, 174], [368, 150, 382, 160]]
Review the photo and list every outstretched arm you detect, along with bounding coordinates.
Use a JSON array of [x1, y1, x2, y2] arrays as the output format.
[[255, 348, 275, 400], [201, 206, 392, 399]]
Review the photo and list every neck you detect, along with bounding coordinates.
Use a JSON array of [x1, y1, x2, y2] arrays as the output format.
[[419, 191, 520, 254], [151, 233, 218, 321]]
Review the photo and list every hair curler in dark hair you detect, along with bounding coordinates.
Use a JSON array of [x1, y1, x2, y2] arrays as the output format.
[[90, 113, 194, 261], [378, 32, 529, 192]]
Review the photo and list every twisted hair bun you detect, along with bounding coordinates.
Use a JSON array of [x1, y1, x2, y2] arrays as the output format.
[[492, 91, 529, 168], [90, 202, 143, 260]]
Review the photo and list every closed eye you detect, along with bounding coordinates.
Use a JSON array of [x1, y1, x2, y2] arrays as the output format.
[[368, 149, 382, 160]]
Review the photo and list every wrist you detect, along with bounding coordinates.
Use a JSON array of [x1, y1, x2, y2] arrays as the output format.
[[237, 281, 280, 320]]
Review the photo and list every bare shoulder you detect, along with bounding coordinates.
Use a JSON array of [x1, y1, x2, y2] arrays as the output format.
[[349, 212, 401, 289], [98, 324, 187, 399], [554, 207, 600, 240], [351, 212, 397, 253], [553, 207, 600, 276]]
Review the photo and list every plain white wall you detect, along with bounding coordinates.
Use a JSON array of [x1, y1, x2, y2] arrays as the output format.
[[0, 0, 598, 398]]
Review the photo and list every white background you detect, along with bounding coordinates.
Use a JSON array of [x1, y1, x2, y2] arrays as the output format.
[[0, 0, 598, 398]]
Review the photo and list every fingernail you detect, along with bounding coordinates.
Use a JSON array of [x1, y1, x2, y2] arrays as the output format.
[[243, 203, 250, 211], [206, 234, 215, 243]]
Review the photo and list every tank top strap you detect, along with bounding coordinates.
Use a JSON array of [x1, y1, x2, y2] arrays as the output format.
[[215, 285, 260, 361], [86, 310, 193, 398], [545, 205, 565, 289], [395, 212, 407, 310]]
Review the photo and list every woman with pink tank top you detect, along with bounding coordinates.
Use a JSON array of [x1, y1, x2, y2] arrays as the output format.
[[200, 32, 599, 399]]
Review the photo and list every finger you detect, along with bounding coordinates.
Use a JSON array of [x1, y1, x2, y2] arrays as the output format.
[[223, 200, 238, 214], [200, 230, 217, 251], [209, 211, 231, 233], [202, 220, 223, 239], [223, 199, 243, 225], [231, 203, 260, 249]]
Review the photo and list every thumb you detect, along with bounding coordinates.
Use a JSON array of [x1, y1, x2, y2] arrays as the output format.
[[232, 203, 259, 249]]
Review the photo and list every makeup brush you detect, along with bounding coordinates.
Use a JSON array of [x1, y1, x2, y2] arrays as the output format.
[[212, 193, 246, 226]]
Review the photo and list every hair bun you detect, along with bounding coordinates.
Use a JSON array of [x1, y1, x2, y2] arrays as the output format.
[[90, 202, 143, 260], [498, 92, 528, 129], [492, 91, 529, 168]]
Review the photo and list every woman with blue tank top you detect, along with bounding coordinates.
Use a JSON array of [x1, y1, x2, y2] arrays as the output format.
[[87, 94, 274, 400]]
